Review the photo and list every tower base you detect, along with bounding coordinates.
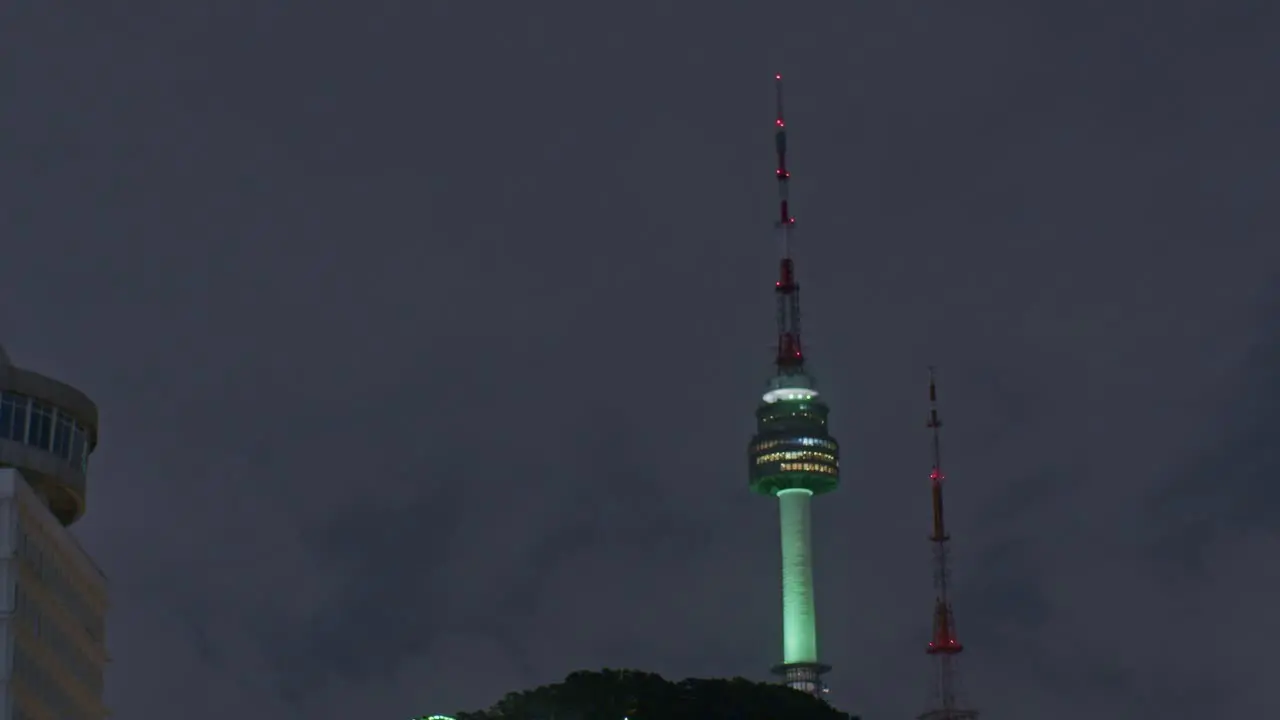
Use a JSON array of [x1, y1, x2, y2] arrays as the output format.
[[771, 661, 831, 699], [917, 710, 978, 720]]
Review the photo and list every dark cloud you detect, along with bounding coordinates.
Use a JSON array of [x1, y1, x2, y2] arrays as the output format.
[[1, 1, 1278, 718]]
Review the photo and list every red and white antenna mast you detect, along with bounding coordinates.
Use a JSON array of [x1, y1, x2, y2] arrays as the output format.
[[919, 369, 978, 720], [772, 74, 805, 375]]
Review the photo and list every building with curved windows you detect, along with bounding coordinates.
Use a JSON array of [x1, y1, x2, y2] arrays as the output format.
[[0, 345, 108, 720]]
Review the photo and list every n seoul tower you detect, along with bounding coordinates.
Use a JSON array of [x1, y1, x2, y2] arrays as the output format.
[[746, 74, 841, 699]]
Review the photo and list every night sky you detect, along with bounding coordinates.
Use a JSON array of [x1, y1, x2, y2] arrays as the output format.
[[2, 2, 1278, 718]]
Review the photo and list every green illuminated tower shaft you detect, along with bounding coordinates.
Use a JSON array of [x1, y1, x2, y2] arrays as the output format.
[[779, 487, 817, 663], [746, 75, 840, 699]]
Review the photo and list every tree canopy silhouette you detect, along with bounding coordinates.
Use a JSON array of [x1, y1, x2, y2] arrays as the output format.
[[446, 668, 859, 720]]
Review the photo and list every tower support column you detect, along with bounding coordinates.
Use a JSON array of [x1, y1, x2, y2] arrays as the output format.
[[778, 487, 818, 665]]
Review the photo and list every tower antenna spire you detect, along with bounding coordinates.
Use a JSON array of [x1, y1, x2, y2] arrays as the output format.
[[772, 73, 804, 373], [919, 369, 978, 720]]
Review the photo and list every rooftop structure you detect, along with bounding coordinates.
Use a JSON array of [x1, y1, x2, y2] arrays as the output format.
[[0, 345, 108, 719], [0, 345, 99, 526]]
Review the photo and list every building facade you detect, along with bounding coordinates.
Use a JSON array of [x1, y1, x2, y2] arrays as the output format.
[[0, 346, 106, 720]]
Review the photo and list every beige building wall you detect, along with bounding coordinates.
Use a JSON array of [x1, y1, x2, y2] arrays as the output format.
[[0, 469, 108, 720]]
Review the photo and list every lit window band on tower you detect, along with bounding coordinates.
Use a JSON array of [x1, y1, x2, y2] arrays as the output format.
[[746, 74, 840, 699], [918, 369, 978, 720]]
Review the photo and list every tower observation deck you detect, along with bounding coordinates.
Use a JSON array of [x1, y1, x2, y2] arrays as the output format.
[[746, 75, 841, 699], [0, 342, 109, 719], [0, 344, 99, 526]]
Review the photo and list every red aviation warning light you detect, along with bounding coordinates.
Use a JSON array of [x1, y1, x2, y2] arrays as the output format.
[[927, 598, 964, 655]]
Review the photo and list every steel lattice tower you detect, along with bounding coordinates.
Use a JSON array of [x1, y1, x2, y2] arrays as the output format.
[[918, 370, 978, 720], [746, 75, 840, 699]]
